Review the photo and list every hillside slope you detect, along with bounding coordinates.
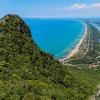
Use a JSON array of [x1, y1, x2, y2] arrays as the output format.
[[0, 15, 93, 100]]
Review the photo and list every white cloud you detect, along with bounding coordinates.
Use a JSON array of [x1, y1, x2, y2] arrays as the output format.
[[62, 3, 100, 10], [69, 3, 86, 10], [59, 3, 100, 18], [90, 3, 100, 8]]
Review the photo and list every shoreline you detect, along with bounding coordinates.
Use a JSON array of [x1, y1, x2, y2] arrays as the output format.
[[59, 23, 87, 62]]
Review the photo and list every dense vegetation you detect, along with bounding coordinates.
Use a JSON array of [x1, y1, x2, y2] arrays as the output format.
[[0, 15, 99, 100]]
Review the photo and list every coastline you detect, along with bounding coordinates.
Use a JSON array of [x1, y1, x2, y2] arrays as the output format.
[[59, 23, 87, 62]]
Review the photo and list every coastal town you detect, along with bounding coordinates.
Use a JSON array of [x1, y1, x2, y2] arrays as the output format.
[[59, 22, 100, 70]]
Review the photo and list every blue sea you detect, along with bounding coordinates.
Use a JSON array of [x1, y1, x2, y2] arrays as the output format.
[[24, 18, 85, 59]]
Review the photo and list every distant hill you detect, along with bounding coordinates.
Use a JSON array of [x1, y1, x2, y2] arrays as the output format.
[[0, 15, 93, 100]]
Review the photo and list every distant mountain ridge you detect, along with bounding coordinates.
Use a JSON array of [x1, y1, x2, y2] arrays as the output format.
[[0, 14, 93, 100]]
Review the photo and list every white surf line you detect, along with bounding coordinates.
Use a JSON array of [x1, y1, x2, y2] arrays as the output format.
[[59, 23, 87, 63]]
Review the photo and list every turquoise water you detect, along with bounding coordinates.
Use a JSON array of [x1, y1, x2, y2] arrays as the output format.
[[24, 19, 85, 59]]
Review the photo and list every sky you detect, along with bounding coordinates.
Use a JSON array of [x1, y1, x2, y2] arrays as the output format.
[[0, 0, 100, 18]]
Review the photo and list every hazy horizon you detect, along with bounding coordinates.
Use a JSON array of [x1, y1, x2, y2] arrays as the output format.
[[0, 0, 100, 18]]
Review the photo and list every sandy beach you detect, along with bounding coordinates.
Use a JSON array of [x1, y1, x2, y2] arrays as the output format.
[[59, 23, 87, 62]]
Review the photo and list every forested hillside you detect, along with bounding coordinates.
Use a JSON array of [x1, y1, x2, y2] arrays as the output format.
[[0, 15, 94, 100]]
